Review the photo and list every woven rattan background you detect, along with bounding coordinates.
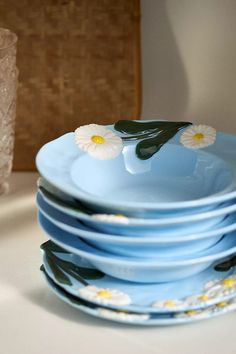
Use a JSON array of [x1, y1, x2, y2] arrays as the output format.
[[0, 0, 141, 170]]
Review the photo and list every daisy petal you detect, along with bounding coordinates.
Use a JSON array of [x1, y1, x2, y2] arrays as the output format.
[[180, 124, 216, 149], [75, 124, 123, 159]]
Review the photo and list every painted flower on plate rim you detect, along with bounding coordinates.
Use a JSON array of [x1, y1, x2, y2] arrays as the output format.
[[98, 308, 150, 322], [212, 297, 236, 313], [180, 124, 216, 149], [181, 293, 213, 307], [204, 275, 236, 298], [174, 298, 236, 318], [152, 294, 215, 311], [91, 213, 130, 224], [174, 308, 212, 319], [152, 275, 236, 311], [152, 299, 185, 310], [78, 285, 132, 306], [74, 124, 123, 159]]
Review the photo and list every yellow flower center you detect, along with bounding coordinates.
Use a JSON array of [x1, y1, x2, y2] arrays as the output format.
[[91, 135, 105, 144], [198, 294, 209, 301], [216, 301, 227, 308], [164, 300, 177, 307], [185, 310, 198, 317], [193, 133, 204, 141], [97, 290, 112, 299], [223, 278, 236, 287]]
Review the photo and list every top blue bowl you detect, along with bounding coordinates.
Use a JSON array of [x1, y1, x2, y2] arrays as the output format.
[[70, 144, 231, 203], [36, 120, 236, 216]]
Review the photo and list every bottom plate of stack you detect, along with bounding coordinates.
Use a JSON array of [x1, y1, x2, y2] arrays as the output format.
[[41, 240, 236, 326]]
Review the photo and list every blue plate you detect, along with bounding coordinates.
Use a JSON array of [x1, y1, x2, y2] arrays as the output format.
[[37, 186, 236, 236], [42, 268, 236, 326], [37, 193, 236, 258], [36, 122, 236, 216], [42, 240, 236, 314], [37, 177, 220, 217], [38, 212, 236, 283]]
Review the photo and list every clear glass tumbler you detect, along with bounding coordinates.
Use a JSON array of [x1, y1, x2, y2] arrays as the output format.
[[0, 28, 18, 195]]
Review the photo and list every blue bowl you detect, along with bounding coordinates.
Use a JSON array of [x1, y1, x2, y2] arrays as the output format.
[[71, 144, 233, 214], [37, 193, 236, 258], [36, 125, 236, 217], [37, 177, 221, 218], [38, 213, 236, 283], [37, 188, 236, 236]]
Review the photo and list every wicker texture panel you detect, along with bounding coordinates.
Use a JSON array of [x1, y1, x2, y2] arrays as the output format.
[[0, 0, 141, 170]]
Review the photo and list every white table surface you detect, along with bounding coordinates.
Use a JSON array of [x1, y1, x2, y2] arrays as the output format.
[[0, 172, 235, 354]]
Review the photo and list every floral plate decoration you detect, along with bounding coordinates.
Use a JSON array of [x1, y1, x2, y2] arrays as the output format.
[[74, 120, 216, 160], [41, 241, 236, 314], [36, 121, 236, 213], [42, 267, 236, 326]]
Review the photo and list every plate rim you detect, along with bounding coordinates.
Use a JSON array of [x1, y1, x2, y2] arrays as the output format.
[[36, 126, 236, 211], [42, 246, 236, 314], [42, 267, 236, 326], [38, 212, 236, 268]]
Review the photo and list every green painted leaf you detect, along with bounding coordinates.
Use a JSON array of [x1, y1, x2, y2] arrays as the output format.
[[42, 241, 105, 287], [114, 120, 191, 135], [135, 126, 187, 160], [65, 292, 85, 307], [51, 254, 104, 283], [41, 240, 67, 254], [114, 120, 192, 160], [214, 256, 236, 272], [46, 254, 72, 286], [42, 268, 94, 308], [38, 186, 92, 215], [61, 261, 105, 281]]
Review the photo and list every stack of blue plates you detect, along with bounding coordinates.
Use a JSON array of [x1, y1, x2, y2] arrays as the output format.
[[36, 120, 236, 325]]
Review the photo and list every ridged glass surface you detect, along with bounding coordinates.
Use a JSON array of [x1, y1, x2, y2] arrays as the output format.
[[0, 28, 17, 195]]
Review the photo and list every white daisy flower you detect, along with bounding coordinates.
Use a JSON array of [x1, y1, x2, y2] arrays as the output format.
[[98, 308, 150, 322], [174, 308, 212, 319], [222, 298, 236, 313], [91, 213, 130, 224], [152, 299, 185, 310], [180, 124, 216, 149], [74, 124, 123, 160], [204, 276, 236, 298], [78, 285, 131, 306], [210, 301, 230, 313], [153, 293, 218, 311], [182, 293, 213, 307], [206, 299, 236, 315], [175, 297, 236, 319]]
